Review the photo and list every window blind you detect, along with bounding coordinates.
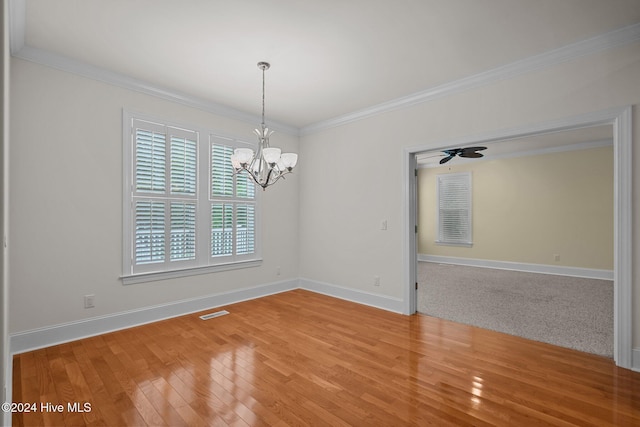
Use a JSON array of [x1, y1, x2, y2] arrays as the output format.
[[437, 172, 472, 245]]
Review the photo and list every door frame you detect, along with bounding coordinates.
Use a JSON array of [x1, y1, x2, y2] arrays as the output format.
[[402, 106, 633, 369]]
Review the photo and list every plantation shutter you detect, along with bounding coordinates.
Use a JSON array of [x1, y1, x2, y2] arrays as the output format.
[[236, 204, 255, 254], [135, 200, 166, 264], [170, 135, 197, 195], [236, 167, 255, 199], [437, 172, 472, 245], [211, 203, 233, 257], [124, 113, 261, 280], [209, 136, 257, 261], [211, 144, 234, 197], [170, 202, 196, 261], [131, 119, 199, 272], [135, 129, 166, 193]]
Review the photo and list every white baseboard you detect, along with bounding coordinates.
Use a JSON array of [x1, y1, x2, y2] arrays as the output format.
[[299, 278, 404, 314], [419, 254, 614, 280], [10, 279, 297, 355], [9, 275, 633, 377], [633, 348, 640, 372], [9, 278, 404, 356]]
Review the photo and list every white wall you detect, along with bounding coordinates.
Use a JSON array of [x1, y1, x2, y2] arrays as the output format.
[[1, 0, 10, 414], [298, 42, 640, 347], [9, 59, 299, 334]]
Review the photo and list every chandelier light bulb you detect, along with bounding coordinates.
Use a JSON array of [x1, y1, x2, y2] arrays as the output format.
[[234, 148, 254, 165], [280, 153, 298, 169], [262, 148, 281, 165]]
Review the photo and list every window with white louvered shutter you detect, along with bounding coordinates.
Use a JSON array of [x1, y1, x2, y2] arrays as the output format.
[[124, 112, 261, 281], [437, 172, 472, 246], [210, 136, 258, 263], [130, 119, 199, 273]]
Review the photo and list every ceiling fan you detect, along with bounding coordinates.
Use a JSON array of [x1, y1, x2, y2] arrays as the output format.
[[439, 146, 487, 164]]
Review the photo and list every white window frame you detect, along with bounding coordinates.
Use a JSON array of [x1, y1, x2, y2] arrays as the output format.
[[436, 172, 473, 247], [122, 110, 261, 284]]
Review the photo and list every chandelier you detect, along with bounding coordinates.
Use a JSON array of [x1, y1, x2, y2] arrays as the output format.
[[230, 61, 298, 190]]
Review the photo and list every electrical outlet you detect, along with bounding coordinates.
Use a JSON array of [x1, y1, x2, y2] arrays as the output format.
[[554, 254, 560, 262], [373, 276, 380, 286], [276, 266, 281, 276], [84, 294, 95, 309]]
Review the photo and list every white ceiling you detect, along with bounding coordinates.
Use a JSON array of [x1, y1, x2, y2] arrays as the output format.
[[11, 0, 640, 130]]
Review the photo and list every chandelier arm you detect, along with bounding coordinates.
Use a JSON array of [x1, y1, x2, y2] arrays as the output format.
[[234, 167, 291, 190], [260, 171, 287, 189], [264, 166, 274, 186]]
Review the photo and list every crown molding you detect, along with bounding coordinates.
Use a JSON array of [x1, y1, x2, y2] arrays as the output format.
[[9, 0, 640, 137], [300, 22, 640, 136], [8, 0, 298, 136], [13, 46, 299, 135]]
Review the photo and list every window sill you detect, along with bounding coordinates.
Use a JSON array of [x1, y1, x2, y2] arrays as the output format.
[[121, 259, 263, 285], [435, 241, 473, 248]]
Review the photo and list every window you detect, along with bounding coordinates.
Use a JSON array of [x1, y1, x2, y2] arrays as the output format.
[[436, 172, 472, 246], [209, 137, 257, 261], [123, 113, 260, 283]]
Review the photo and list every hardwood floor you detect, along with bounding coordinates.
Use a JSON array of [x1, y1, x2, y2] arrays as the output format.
[[12, 289, 640, 426]]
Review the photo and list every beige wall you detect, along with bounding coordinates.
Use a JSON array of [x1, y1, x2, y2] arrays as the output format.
[[418, 146, 614, 270]]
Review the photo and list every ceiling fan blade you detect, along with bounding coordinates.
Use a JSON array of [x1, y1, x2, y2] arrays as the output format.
[[459, 146, 486, 155], [459, 152, 484, 158], [439, 156, 454, 164]]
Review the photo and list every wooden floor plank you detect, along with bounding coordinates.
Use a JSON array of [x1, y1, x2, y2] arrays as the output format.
[[12, 289, 640, 426]]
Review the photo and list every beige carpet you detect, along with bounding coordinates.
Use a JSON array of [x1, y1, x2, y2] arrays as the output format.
[[417, 262, 613, 357]]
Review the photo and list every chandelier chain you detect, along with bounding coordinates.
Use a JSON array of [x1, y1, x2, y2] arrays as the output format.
[[261, 66, 266, 127]]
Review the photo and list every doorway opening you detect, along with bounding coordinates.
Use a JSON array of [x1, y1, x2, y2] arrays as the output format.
[[402, 107, 633, 369]]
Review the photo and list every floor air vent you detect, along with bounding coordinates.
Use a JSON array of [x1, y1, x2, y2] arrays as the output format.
[[199, 310, 230, 320]]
